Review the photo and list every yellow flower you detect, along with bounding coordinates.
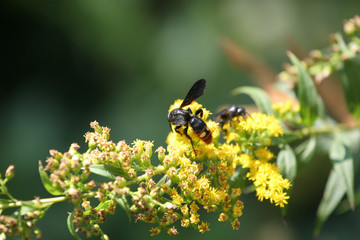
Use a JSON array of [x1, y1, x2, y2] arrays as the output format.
[[233, 200, 244, 217], [272, 100, 299, 115], [190, 201, 199, 213], [229, 112, 284, 138], [190, 213, 200, 224], [181, 204, 189, 216], [181, 218, 190, 228], [218, 213, 228, 222], [149, 227, 161, 236], [231, 218, 240, 230], [239, 149, 291, 208], [195, 175, 210, 190], [198, 221, 210, 233], [255, 147, 274, 161], [205, 187, 227, 205], [170, 188, 184, 204], [272, 100, 301, 124]]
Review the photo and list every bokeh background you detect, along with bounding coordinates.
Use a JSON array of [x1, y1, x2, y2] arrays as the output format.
[[1, 1, 360, 239]]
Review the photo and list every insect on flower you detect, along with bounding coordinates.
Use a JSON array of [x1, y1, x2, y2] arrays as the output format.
[[167, 79, 212, 154], [212, 105, 250, 128]]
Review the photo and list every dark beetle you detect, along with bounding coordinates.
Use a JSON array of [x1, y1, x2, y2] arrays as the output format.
[[167, 79, 212, 154]]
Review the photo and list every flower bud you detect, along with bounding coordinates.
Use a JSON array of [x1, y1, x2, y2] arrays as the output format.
[[156, 146, 166, 163], [5, 165, 15, 180], [101, 234, 110, 240], [34, 228, 42, 239], [344, 19, 356, 35], [90, 121, 102, 133], [49, 149, 62, 160]]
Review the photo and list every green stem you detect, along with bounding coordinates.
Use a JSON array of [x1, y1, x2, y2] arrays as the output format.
[[296, 120, 360, 137], [125, 165, 166, 186], [0, 179, 17, 202], [0, 192, 96, 210]]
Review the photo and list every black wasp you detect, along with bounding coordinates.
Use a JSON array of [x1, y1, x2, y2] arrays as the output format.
[[212, 105, 250, 128], [167, 79, 212, 154]]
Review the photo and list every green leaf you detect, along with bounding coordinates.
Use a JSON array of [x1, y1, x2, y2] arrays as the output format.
[[20, 203, 38, 215], [339, 59, 360, 118], [156, 174, 172, 187], [89, 164, 125, 180], [288, 52, 323, 126], [67, 211, 82, 240], [231, 86, 273, 114], [315, 168, 346, 235], [94, 200, 112, 211], [114, 195, 132, 222], [277, 144, 297, 181], [229, 168, 248, 189], [271, 131, 301, 145], [315, 134, 355, 235], [38, 164, 64, 196], [337, 187, 360, 214], [281, 187, 293, 220], [329, 134, 355, 209], [294, 135, 317, 171]]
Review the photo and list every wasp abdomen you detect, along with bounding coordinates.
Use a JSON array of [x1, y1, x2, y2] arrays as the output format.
[[190, 118, 212, 144]]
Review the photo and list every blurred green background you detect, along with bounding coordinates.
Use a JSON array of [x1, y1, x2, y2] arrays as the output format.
[[1, 0, 360, 239]]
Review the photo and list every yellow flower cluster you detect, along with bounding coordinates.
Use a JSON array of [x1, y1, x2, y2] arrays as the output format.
[[238, 149, 291, 207], [272, 100, 301, 124], [164, 99, 290, 234], [39, 97, 291, 238], [224, 112, 283, 145]]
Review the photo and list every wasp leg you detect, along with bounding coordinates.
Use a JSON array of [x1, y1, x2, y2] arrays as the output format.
[[186, 107, 193, 115], [169, 122, 174, 132], [195, 108, 203, 118], [182, 124, 197, 156], [173, 125, 183, 135], [229, 119, 235, 132], [245, 111, 252, 120]]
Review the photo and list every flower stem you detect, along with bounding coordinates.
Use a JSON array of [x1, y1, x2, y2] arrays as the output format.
[[0, 192, 96, 210], [296, 120, 360, 137], [125, 165, 166, 186]]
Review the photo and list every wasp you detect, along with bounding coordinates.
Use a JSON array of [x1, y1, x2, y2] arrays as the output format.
[[167, 79, 212, 154], [212, 105, 250, 128]]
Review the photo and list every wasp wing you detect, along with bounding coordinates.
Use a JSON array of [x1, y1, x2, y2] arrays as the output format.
[[180, 79, 206, 108], [211, 106, 231, 121]]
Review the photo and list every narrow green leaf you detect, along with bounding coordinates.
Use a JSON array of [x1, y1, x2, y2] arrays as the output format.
[[295, 135, 317, 171], [281, 188, 293, 220], [89, 164, 125, 180], [315, 168, 346, 235], [94, 200, 112, 211], [277, 144, 297, 182], [329, 135, 355, 209], [271, 131, 301, 145], [288, 52, 323, 126], [39, 165, 64, 196], [337, 187, 360, 214], [114, 195, 132, 222], [20, 204, 37, 215], [156, 174, 172, 187], [229, 168, 248, 189], [231, 86, 273, 114], [67, 211, 82, 240], [340, 60, 360, 118]]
